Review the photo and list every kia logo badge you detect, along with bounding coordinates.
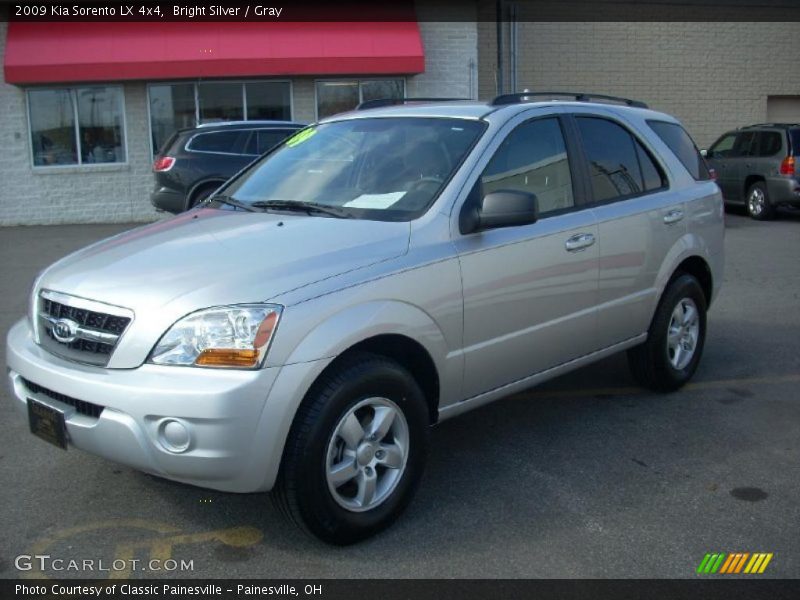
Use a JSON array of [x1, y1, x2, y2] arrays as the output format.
[[52, 319, 79, 343]]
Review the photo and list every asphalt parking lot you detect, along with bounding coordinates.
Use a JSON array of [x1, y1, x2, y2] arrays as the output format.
[[1, 210, 798, 579]]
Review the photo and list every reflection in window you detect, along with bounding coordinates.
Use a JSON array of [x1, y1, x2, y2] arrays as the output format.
[[360, 80, 405, 103], [198, 82, 244, 122], [481, 118, 574, 215], [76, 87, 126, 164], [149, 83, 195, 155], [316, 79, 405, 119], [316, 82, 359, 120], [576, 117, 645, 202], [29, 89, 77, 166], [28, 87, 125, 167], [245, 82, 291, 120]]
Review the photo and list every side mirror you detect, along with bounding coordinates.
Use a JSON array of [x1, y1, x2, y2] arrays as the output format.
[[461, 189, 539, 234], [700, 149, 708, 157]]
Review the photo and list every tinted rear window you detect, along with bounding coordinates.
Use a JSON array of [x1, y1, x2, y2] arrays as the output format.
[[757, 131, 783, 157], [791, 129, 800, 155], [647, 121, 711, 180], [188, 130, 243, 153]]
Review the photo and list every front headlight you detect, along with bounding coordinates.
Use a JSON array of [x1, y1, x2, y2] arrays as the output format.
[[149, 304, 282, 369]]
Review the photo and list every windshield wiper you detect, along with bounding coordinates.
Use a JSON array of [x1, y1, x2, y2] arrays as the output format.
[[209, 194, 256, 212], [250, 200, 354, 219]]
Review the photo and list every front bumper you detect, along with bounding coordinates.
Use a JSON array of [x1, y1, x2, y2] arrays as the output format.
[[6, 319, 330, 492]]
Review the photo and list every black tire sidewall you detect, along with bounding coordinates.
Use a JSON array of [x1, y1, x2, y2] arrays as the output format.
[[649, 275, 707, 388], [288, 357, 429, 544]]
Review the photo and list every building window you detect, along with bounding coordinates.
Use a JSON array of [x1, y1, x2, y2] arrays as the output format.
[[316, 79, 405, 119], [148, 81, 292, 156], [28, 86, 126, 167]]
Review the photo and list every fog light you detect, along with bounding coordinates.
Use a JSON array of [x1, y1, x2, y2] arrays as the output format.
[[158, 419, 191, 453]]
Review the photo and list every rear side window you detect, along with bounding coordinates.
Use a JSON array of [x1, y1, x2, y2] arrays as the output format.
[[790, 129, 800, 155], [576, 117, 666, 203], [647, 120, 711, 181], [245, 129, 295, 155], [481, 117, 574, 216], [756, 131, 783, 157], [188, 131, 243, 154]]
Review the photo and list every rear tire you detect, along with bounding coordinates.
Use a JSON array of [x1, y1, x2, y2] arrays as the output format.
[[746, 181, 775, 221], [272, 352, 429, 545], [627, 274, 707, 392]]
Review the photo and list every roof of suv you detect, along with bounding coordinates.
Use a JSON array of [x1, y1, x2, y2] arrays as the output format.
[[739, 123, 799, 130], [321, 99, 674, 125], [194, 120, 306, 130]]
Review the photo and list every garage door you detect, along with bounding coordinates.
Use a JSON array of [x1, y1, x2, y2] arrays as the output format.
[[767, 96, 800, 124]]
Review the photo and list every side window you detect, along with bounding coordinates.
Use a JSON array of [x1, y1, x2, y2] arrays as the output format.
[[708, 133, 736, 158], [757, 131, 783, 157], [733, 131, 757, 157], [188, 130, 242, 153], [480, 117, 574, 216], [647, 120, 710, 180], [257, 130, 293, 154], [576, 117, 647, 202], [636, 143, 667, 191]]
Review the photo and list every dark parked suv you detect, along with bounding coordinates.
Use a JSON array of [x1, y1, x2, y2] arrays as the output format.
[[704, 123, 800, 220], [151, 121, 304, 213]]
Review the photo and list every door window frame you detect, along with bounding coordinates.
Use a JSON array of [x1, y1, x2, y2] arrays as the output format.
[[566, 113, 670, 207]]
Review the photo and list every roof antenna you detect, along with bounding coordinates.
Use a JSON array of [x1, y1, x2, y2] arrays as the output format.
[[521, 88, 531, 101]]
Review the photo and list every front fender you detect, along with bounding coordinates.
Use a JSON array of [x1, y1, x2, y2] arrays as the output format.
[[285, 299, 450, 376]]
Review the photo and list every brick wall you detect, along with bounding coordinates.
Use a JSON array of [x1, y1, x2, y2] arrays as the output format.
[[479, 21, 799, 148], [0, 23, 160, 226]]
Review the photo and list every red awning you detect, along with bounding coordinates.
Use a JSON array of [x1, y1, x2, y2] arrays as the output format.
[[4, 21, 425, 84]]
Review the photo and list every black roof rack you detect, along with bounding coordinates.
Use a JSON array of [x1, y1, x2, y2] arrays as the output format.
[[740, 122, 799, 129], [356, 97, 472, 111], [490, 91, 648, 109]]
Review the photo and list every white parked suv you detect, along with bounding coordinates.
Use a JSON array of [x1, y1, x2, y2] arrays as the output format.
[[7, 92, 724, 544]]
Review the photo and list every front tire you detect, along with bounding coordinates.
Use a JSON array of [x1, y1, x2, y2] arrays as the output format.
[[272, 352, 429, 545], [746, 181, 775, 220], [628, 274, 707, 392]]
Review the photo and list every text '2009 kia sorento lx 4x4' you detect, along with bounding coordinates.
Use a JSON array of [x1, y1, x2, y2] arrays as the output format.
[[7, 93, 724, 544]]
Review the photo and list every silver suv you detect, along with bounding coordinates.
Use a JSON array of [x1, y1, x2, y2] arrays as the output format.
[[7, 93, 724, 544]]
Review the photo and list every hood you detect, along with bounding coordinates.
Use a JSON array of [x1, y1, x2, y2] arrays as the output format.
[[41, 209, 410, 313]]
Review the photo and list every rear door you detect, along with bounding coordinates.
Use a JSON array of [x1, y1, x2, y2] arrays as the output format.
[[571, 114, 684, 349], [454, 113, 600, 398]]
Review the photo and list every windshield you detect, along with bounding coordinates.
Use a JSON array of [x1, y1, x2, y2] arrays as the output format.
[[219, 117, 485, 220]]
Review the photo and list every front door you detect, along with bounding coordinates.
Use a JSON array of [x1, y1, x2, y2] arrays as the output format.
[[454, 116, 599, 398]]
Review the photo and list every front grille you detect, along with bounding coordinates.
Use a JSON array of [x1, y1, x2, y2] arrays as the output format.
[[37, 291, 133, 367], [42, 298, 130, 335], [22, 378, 104, 418]]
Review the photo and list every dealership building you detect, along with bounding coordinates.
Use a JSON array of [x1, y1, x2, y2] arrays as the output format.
[[0, 5, 798, 226]]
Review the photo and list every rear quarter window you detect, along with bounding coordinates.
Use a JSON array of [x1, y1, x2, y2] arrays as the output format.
[[647, 120, 711, 181], [187, 130, 244, 154]]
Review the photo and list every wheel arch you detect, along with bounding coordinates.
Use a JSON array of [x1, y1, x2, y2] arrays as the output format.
[[186, 178, 225, 209], [743, 174, 765, 198], [671, 255, 713, 307], [316, 334, 440, 425]]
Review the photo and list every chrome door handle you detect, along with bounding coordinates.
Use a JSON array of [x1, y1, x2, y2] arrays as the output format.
[[663, 209, 684, 224], [565, 233, 596, 252]]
